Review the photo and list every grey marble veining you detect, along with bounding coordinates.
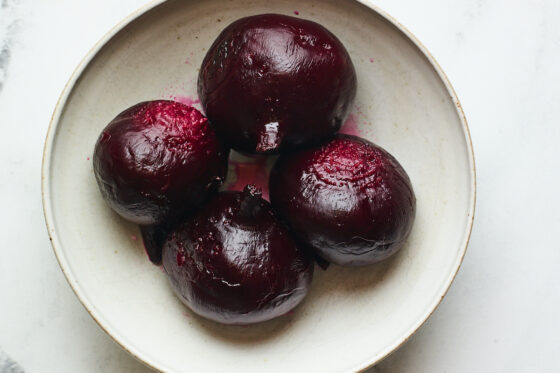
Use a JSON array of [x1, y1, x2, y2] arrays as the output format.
[[0, 0, 21, 93], [0, 349, 24, 373]]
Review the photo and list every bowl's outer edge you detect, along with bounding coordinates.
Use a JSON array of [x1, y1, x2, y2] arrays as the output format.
[[41, 1, 476, 372], [42, 1, 171, 372], [350, 1, 477, 371]]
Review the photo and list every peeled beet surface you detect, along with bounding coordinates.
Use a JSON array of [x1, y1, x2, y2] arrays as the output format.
[[162, 185, 313, 325], [270, 134, 416, 266], [198, 14, 357, 154], [93, 100, 229, 226]]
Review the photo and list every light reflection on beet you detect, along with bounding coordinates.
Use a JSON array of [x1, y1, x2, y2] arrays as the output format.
[[270, 134, 416, 266], [93, 100, 229, 226], [162, 185, 313, 324], [198, 14, 357, 154]]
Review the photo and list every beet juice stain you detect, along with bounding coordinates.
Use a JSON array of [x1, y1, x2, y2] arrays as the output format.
[[224, 155, 272, 201]]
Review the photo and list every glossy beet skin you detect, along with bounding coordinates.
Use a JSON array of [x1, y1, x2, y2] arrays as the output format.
[[93, 100, 229, 226], [198, 14, 357, 154], [270, 134, 416, 266], [162, 185, 313, 325]]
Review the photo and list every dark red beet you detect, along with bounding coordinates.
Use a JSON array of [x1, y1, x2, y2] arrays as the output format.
[[270, 134, 416, 266], [198, 14, 357, 154], [93, 100, 229, 226], [140, 224, 168, 265], [162, 185, 313, 325]]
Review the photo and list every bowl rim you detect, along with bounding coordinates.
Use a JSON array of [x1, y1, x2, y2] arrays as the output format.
[[41, 1, 476, 372]]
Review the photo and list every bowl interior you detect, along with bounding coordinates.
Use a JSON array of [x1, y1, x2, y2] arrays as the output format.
[[44, 0, 474, 372]]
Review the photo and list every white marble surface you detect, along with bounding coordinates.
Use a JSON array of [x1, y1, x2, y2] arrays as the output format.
[[0, 0, 558, 372]]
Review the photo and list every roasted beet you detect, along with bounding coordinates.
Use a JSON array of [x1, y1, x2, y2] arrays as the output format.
[[198, 14, 357, 154], [270, 134, 416, 266], [162, 185, 313, 325], [93, 100, 229, 225]]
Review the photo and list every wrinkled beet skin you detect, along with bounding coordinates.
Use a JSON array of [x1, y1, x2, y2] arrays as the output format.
[[270, 134, 416, 266], [93, 100, 229, 226], [198, 14, 357, 154], [162, 186, 313, 325]]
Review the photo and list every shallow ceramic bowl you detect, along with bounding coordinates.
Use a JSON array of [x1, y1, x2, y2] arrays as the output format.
[[42, 0, 476, 372]]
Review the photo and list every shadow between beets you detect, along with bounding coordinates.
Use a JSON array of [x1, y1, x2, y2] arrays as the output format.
[[184, 244, 405, 346]]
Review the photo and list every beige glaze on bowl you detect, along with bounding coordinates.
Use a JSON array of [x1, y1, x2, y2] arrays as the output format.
[[42, 0, 476, 372]]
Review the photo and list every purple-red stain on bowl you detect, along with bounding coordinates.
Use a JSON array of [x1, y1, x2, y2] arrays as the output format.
[[170, 95, 200, 108], [224, 156, 271, 201], [339, 113, 361, 136]]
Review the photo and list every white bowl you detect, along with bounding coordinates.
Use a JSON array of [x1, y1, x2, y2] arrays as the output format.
[[42, 0, 476, 372]]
